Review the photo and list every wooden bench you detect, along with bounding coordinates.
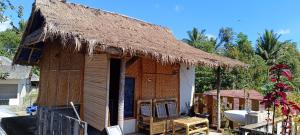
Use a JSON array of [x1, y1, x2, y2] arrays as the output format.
[[137, 99, 167, 135]]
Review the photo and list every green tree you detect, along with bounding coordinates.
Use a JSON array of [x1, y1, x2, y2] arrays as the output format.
[[226, 32, 254, 61], [277, 42, 300, 90], [0, 0, 24, 25], [0, 29, 21, 57], [256, 30, 286, 65], [0, 20, 25, 59], [182, 27, 216, 53], [182, 27, 206, 46], [0, 0, 24, 80], [216, 27, 235, 53]]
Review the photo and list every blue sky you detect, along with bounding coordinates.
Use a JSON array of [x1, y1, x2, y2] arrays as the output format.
[[2, 0, 300, 50]]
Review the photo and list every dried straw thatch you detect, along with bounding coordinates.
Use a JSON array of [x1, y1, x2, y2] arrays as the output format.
[[14, 0, 247, 68]]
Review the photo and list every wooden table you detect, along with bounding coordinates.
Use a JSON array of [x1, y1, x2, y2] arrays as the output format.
[[172, 117, 209, 135]]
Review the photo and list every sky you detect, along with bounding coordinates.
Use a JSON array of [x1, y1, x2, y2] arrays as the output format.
[[1, 0, 300, 50]]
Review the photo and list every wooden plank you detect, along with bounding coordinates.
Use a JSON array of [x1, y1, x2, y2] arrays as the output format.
[[206, 95, 214, 123], [233, 98, 239, 110], [73, 120, 80, 135], [42, 109, 48, 135], [105, 56, 110, 127], [50, 112, 54, 133], [66, 118, 72, 135], [239, 98, 245, 110], [251, 99, 260, 111], [84, 54, 108, 131]]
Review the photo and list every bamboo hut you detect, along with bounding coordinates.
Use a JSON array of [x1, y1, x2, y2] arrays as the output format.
[[13, 0, 247, 134]]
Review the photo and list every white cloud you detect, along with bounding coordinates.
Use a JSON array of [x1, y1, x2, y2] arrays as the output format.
[[277, 29, 291, 35], [0, 21, 11, 32], [174, 5, 184, 12], [206, 34, 216, 39]]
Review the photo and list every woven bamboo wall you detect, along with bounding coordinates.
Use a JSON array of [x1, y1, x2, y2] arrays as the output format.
[[126, 57, 179, 100], [125, 57, 180, 117], [83, 54, 109, 131], [38, 41, 84, 106]]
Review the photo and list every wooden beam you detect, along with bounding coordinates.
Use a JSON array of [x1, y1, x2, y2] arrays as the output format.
[[118, 58, 126, 130], [28, 48, 34, 63], [216, 66, 221, 131], [105, 54, 111, 127], [126, 56, 139, 68], [95, 47, 124, 56]]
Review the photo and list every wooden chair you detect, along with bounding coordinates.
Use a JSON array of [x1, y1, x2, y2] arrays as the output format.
[[166, 98, 179, 118], [137, 99, 167, 135], [164, 98, 180, 132]]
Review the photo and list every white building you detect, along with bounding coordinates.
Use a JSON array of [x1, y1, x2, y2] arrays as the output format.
[[0, 56, 39, 105]]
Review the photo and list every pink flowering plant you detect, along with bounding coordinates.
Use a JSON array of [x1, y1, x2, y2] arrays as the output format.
[[261, 64, 300, 134]]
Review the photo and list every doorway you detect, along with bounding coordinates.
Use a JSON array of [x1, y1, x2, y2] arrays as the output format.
[[109, 59, 121, 126]]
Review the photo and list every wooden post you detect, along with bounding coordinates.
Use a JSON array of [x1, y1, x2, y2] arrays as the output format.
[[216, 67, 221, 131], [118, 58, 126, 131]]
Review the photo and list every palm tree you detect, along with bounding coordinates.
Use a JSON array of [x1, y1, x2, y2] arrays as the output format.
[[256, 30, 286, 65], [216, 27, 235, 51], [182, 27, 206, 47]]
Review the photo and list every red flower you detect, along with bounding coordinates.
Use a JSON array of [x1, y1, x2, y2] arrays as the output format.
[[281, 105, 289, 115], [277, 91, 287, 100], [281, 69, 292, 80], [275, 83, 293, 91], [269, 74, 277, 82], [269, 64, 289, 72], [264, 64, 300, 127], [270, 77, 277, 82]]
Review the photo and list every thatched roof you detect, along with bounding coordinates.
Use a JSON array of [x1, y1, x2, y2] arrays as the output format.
[[13, 0, 247, 68]]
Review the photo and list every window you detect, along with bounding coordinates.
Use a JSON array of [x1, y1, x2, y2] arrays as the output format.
[[124, 77, 135, 118]]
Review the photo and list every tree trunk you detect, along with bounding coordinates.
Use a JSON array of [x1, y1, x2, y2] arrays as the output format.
[[118, 58, 126, 131], [216, 67, 221, 131]]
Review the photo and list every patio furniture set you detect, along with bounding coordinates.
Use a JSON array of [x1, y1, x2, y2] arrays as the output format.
[[137, 98, 209, 135]]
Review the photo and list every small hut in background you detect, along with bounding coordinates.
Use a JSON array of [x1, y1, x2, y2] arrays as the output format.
[[194, 90, 264, 126], [0, 56, 39, 106], [13, 0, 247, 134]]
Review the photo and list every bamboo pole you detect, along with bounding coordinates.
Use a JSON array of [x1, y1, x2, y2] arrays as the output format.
[[216, 66, 221, 131], [118, 58, 126, 131]]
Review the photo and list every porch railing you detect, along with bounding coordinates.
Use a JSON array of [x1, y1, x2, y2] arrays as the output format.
[[37, 106, 88, 135], [194, 93, 265, 127]]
